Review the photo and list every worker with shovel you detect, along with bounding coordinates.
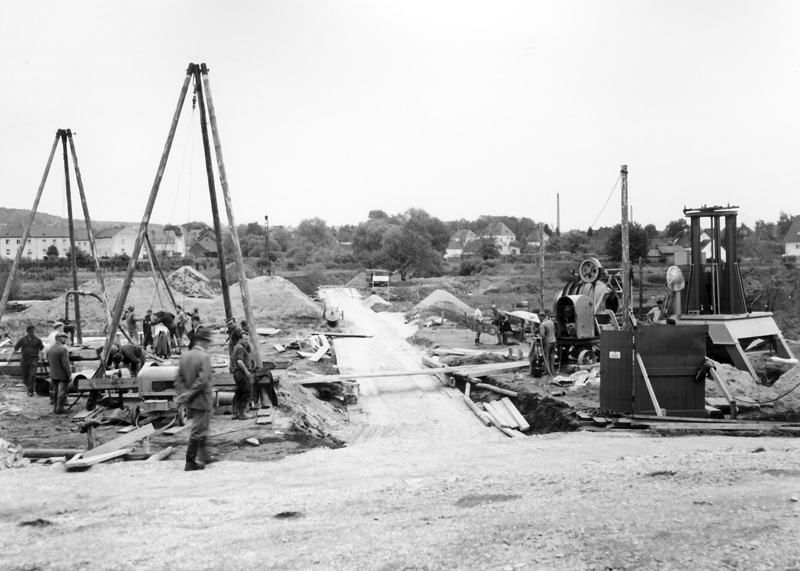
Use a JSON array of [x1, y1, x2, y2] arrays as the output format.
[[175, 327, 217, 471]]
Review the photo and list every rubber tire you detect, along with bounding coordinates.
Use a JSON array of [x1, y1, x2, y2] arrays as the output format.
[[577, 349, 596, 365]]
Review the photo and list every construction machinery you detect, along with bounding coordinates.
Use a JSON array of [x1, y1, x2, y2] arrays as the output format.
[[553, 257, 622, 367], [672, 205, 795, 378]]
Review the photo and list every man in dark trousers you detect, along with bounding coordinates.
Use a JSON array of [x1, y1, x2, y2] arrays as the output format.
[[175, 327, 216, 471], [230, 332, 254, 420], [13, 325, 44, 397], [48, 331, 72, 414], [538, 312, 557, 376], [142, 309, 153, 350]]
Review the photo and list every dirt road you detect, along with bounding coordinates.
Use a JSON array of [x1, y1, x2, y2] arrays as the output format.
[[2, 289, 800, 570]]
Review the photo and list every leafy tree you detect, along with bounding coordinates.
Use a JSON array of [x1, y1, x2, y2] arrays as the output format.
[[664, 219, 688, 240], [163, 224, 183, 237], [379, 226, 442, 280], [560, 230, 590, 254], [368, 210, 389, 220], [465, 237, 500, 260], [245, 221, 265, 236], [401, 208, 450, 253], [643, 224, 658, 239], [603, 223, 651, 262], [295, 218, 335, 248], [66, 246, 93, 264], [587, 227, 594, 237], [352, 219, 397, 258], [183, 221, 209, 233], [46, 244, 59, 258]]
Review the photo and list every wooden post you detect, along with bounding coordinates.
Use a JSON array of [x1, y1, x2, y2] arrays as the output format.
[[620, 165, 631, 328], [200, 64, 262, 368], [638, 257, 643, 321], [192, 66, 233, 322], [60, 130, 83, 343], [146, 233, 166, 310], [636, 353, 664, 417], [0, 132, 60, 323], [144, 233, 178, 310], [538, 222, 545, 312], [67, 132, 114, 335], [97, 66, 193, 373]]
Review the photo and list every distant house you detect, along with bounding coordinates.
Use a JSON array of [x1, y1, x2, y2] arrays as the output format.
[[94, 226, 140, 259], [188, 228, 218, 258], [783, 216, 800, 264], [480, 222, 519, 256], [0, 224, 91, 261], [646, 240, 682, 264], [526, 228, 550, 250], [444, 229, 477, 260], [149, 229, 186, 258]]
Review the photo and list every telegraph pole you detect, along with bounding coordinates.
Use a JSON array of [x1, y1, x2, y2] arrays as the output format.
[[621, 165, 631, 327], [264, 215, 271, 276], [538, 222, 545, 312]]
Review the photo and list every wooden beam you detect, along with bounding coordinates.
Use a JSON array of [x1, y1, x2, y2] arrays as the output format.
[[23, 449, 83, 460], [500, 397, 530, 431], [473, 382, 518, 398], [636, 353, 664, 417], [66, 448, 132, 470], [708, 368, 738, 419], [146, 446, 176, 462], [294, 361, 529, 384], [463, 396, 491, 426], [82, 423, 155, 458], [0, 132, 60, 323]]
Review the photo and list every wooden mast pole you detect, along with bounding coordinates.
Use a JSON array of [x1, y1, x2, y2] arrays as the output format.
[[144, 232, 178, 310], [0, 133, 60, 323], [199, 63, 261, 368], [621, 165, 631, 327], [538, 222, 545, 312], [60, 130, 83, 344], [66, 130, 113, 336], [97, 66, 193, 372], [192, 66, 233, 322]]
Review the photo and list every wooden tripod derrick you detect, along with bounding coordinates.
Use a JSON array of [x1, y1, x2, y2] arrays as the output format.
[[98, 62, 262, 376], [0, 129, 114, 344]]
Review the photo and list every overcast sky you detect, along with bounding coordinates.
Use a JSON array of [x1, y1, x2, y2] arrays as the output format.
[[2, 1, 799, 235]]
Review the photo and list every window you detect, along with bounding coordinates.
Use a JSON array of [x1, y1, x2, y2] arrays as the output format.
[[27, 249, 32, 255], [121, 239, 125, 245], [53, 239, 56, 244], [43, 249, 47, 254], [27, 239, 31, 244], [16, 239, 20, 244], [5, 250, 9, 256], [4, 239, 8, 245]]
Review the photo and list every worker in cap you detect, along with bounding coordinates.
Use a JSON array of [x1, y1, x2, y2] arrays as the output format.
[[12, 325, 44, 397], [231, 332, 255, 420], [48, 331, 72, 414], [175, 327, 217, 471], [44, 321, 66, 360]]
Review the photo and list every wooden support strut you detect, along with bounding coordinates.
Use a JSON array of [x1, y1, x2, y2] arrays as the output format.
[[60, 130, 83, 344], [0, 132, 60, 323], [636, 353, 665, 417], [200, 63, 262, 370], [98, 66, 193, 373]]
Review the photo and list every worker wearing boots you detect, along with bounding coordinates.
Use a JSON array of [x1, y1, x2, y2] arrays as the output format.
[[231, 333, 254, 420], [175, 327, 215, 471], [13, 325, 44, 397], [48, 331, 72, 414], [538, 312, 557, 376]]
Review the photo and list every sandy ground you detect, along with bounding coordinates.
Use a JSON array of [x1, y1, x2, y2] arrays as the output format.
[[2, 288, 800, 570]]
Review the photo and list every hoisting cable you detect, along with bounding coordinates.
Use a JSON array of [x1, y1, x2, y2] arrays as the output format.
[[589, 174, 622, 231]]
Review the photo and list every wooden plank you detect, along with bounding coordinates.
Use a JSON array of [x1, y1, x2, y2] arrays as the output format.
[[23, 449, 83, 460], [463, 396, 491, 427], [636, 354, 664, 417], [483, 402, 514, 428], [65, 448, 133, 470], [163, 425, 188, 436], [82, 423, 155, 458], [575, 411, 593, 421], [116, 426, 137, 434], [256, 407, 273, 425], [629, 414, 765, 424], [309, 335, 330, 363], [592, 417, 610, 427], [496, 425, 522, 438], [293, 361, 529, 384], [500, 397, 530, 431], [487, 401, 517, 428], [637, 422, 800, 432]]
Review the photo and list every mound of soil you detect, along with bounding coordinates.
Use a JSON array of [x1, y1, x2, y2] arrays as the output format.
[[1, 275, 323, 334], [345, 272, 367, 288], [168, 266, 218, 299], [410, 289, 475, 320]]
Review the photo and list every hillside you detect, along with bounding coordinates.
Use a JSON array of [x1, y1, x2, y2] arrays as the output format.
[[0, 207, 158, 232]]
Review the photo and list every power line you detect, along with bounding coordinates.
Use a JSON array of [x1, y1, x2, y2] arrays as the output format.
[[589, 174, 621, 230]]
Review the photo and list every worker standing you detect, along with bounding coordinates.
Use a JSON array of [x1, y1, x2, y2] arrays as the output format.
[[225, 317, 243, 357], [43, 321, 66, 359], [230, 332, 254, 420], [473, 304, 483, 345], [48, 331, 72, 414], [124, 306, 138, 342], [13, 325, 44, 397], [142, 309, 153, 350], [538, 312, 557, 376], [175, 327, 216, 471], [186, 314, 202, 350], [175, 305, 187, 350], [490, 305, 504, 345]]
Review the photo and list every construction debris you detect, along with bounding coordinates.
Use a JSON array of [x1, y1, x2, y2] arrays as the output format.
[[167, 265, 218, 299], [0, 438, 29, 469]]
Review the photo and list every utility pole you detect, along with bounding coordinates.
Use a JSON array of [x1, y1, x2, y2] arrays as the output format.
[[538, 222, 545, 312], [264, 215, 271, 276], [621, 165, 631, 327]]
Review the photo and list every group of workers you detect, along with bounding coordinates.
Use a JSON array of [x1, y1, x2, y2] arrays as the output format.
[[10, 322, 74, 413]]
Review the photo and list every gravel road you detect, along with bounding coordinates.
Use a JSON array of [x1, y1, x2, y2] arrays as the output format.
[[1, 288, 799, 571]]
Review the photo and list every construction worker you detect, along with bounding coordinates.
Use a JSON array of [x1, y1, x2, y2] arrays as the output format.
[[175, 305, 187, 349], [175, 327, 216, 471], [43, 321, 66, 359], [13, 325, 44, 397], [187, 314, 202, 350], [230, 332, 254, 420], [225, 317, 243, 357], [538, 312, 557, 376], [647, 300, 665, 324], [490, 305, 504, 345], [473, 304, 483, 345], [123, 306, 138, 342], [48, 331, 72, 414], [142, 309, 153, 349]]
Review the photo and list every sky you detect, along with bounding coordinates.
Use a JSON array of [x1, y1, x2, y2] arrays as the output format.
[[2, 0, 799, 235]]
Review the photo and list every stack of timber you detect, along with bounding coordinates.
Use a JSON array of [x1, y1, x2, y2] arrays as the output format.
[[629, 415, 800, 435]]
